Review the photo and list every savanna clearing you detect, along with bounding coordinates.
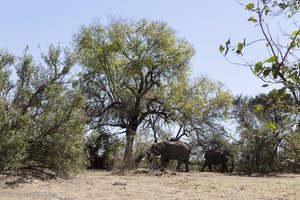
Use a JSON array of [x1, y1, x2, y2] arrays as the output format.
[[0, 170, 299, 200]]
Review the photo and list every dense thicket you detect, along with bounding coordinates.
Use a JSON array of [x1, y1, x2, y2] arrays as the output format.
[[0, 46, 87, 177]]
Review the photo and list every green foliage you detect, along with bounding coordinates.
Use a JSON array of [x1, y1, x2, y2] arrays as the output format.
[[165, 75, 232, 151], [246, 3, 255, 11], [0, 49, 14, 92], [221, 2, 300, 173], [233, 92, 299, 173], [74, 17, 195, 167], [0, 107, 31, 170], [219, 45, 224, 54], [0, 47, 87, 177], [264, 56, 277, 63], [273, 0, 300, 16], [262, 67, 271, 78], [74, 17, 233, 169], [254, 62, 263, 73], [27, 89, 87, 177], [221, 1, 300, 106], [248, 17, 257, 23], [236, 42, 244, 55]]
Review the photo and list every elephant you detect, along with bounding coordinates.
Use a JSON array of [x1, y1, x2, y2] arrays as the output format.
[[201, 150, 233, 173], [148, 140, 191, 172], [135, 149, 153, 167]]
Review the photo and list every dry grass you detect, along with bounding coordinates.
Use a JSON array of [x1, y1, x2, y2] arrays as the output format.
[[0, 170, 299, 200]]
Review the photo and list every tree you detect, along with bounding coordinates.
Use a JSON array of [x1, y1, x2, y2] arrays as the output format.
[[233, 91, 298, 173], [219, 0, 300, 173], [74, 18, 195, 168], [164, 76, 232, 145], [221, 0, 300, 107], [159, 75, 234, 165], [0, 46, 87, 177]]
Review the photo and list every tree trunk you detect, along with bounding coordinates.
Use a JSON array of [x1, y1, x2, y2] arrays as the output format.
[[123, 129, 136, 169]]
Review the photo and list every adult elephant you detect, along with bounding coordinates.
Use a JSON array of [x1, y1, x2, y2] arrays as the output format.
[[148, 140, 191, 172], [201, 150, 233, 173]]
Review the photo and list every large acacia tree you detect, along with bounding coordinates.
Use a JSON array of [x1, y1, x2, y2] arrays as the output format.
[[74, 18, 194, 168]]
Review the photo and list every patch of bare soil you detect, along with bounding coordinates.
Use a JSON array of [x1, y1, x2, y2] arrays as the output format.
[[0, 170, 299, 200]]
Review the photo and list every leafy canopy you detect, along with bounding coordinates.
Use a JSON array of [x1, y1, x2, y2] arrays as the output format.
[[74, 18, 195, 167]]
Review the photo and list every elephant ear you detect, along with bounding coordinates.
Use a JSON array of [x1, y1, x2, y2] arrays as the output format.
[[159, 142, 166, 152], [151, 142, 165, 155]]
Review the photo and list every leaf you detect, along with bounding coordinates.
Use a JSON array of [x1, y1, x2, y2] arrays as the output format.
[[219, 45, 224, 54], [262, 84, 269, 87], [292, 30, 299, 36], [224, 39, 230, 56], [266, 122, 277, 131], [265, 56, 276, 63], [246, 3, 255, 11], [255, 105, 264, 111], [236, 42, 244, 55], [254, 62, 263, 73], [264, 9, 269, 16], [272, 67, 279, 79], [263, 67, 271, 77], [226, 38, 230, 46], [237, 42, 243, 50], [278, 87, 286, 95], [270, 89, 278, 96], [248, 17, 257, 23]]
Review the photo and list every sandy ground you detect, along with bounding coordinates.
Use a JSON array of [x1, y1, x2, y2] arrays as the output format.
[[0, 170, 299, 200]]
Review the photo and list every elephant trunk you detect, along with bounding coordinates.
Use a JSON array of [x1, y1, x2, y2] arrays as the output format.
[[134, 149, 152, 167], [149, 148, 161, 156]]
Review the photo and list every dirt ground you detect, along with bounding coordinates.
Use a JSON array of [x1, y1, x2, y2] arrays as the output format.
[[0, 170, 299, 200]]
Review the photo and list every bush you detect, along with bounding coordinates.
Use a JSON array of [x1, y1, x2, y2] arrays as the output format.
[[0, 47, 87, 177], [26, 90, 88, 177], [0, 106, 31, 170]]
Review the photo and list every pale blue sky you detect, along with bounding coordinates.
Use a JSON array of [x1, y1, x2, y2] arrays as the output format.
[[0, 0, 278, 96]]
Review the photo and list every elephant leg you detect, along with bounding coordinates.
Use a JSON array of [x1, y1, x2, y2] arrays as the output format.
[[222, 164, 228, 173], [201, 163, 207, 172], [165, 159, 170, 167], [208, 165, 213, 172], [160, 156, 167, 171], [176, 160, 182, 171], [184, 159, 189, 172]]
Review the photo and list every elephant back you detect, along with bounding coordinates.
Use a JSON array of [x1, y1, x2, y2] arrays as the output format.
[[204, 150, 227, 165], [163, 140, 190, 158]]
